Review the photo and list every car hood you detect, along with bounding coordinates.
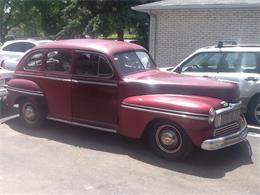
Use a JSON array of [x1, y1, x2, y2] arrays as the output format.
[[123, 70, 239, 104]]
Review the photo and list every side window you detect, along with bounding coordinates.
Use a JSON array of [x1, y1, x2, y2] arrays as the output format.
[[99, 57, 113, 76], [220, 53, 240, 72], [240, 53, 258, 73], [3, 42, 25, 52], [24, 52, 43, 71], [181, 52, 221, 72], [23, 42, 35, 52], [45, 51, 71, 73], [75, 52, 112, 77]]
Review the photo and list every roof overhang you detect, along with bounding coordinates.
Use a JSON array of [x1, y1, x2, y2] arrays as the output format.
[[132, 0, 260, 13]]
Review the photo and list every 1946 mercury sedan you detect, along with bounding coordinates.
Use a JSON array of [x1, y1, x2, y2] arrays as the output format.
[[6, 39, 248, 160]]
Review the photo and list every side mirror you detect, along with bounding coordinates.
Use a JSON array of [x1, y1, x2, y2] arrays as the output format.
[[175, 66, 182, 73]]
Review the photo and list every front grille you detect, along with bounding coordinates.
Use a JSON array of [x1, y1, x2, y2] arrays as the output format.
[[214, 109, 240, 127], [214, 122, 240, 137]]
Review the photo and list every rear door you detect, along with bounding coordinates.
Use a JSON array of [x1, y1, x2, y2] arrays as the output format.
[[217, 52, 260, 101], [41, 49, 73, 120]]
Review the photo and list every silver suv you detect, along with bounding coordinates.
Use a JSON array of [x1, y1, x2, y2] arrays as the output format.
[[167, 42, 260, 125]]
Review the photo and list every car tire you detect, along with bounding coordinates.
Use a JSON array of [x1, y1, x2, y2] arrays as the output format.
[[148, 120, 193, 160], [19, 99, 44, 128], [247, 97, 260, 126]]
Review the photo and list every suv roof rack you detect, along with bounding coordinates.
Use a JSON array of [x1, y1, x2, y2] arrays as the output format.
[[216, 41, 237, 48], [215, 41, 260, 48]]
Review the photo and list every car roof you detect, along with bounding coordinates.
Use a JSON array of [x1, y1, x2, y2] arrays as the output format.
[[32, 39, 146, 56], [196, 45, 260, 53]]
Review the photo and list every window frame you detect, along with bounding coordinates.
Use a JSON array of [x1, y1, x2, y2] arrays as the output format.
[[180, 52, 223, 73], [22, 50, 45, 72], [219, 52, 260, 74], [73, 50, 114, 79], [3, 42, 25, 52]]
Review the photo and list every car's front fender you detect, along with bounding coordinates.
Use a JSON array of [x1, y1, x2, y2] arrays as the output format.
[[119, 94, 223, 146]]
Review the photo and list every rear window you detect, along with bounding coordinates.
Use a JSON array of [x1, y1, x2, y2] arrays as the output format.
[[23, 52, 43, 71]]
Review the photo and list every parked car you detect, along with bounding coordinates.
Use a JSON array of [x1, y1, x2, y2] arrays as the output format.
[[1, 53, 26, 71], [6, 39, 247, 160], [163, 42, 260, 126], [0, 40, 52, 92], [0, 39, 52, 68]]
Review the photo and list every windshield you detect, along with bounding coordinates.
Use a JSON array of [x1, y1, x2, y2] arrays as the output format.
[[113, 51, 156, 76]]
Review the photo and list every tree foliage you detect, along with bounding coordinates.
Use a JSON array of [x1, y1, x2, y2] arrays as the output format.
[[57, 0, 155, 43], [1, 0, 158, 47]]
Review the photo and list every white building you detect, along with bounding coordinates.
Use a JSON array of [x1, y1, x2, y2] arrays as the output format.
[[133, 0, 260, 67]]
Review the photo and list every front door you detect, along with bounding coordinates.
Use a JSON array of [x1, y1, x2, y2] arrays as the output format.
[[179, 52, 222, 79], [71, 51, 118, 130]]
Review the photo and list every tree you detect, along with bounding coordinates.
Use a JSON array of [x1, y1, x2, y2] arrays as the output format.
[[57, 0, 156, 42], [0, 0, 41, 43], [86, 0, 154, 41], [33, 0, 68, 39]]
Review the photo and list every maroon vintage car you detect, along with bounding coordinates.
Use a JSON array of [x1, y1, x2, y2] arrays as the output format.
[[6, 39, 248, 160]]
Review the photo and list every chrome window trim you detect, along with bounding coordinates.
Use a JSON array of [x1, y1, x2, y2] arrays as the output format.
[[46, 117, 117, 133], [121, 103, 208, 120], [7, 86, 44, 96], [71, 79, 118, 87], [15, 73, 71, 82]]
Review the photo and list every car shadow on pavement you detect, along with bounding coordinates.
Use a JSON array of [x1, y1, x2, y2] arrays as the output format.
[[4, 117, 253, 179]]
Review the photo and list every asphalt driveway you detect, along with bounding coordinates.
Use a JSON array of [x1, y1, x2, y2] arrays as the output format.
[[0, 115, 259, 195]]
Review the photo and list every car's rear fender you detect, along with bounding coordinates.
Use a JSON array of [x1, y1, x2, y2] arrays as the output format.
[[119, 94, 223, 146], [6, 78, 46, 109]]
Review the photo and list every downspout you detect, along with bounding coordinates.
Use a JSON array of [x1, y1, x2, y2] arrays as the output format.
[[149, 10, 157, 62]]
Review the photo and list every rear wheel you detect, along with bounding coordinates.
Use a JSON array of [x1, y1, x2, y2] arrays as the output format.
[[148, 120, 193, 160], [19, 99, 44, 128], [248, 97, 260, 125]]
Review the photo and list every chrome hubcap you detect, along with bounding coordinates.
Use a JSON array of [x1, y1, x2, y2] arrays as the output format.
[[23, 104, 36, 121], [155, 125, 182, 153], [160, 130, 178, 146]]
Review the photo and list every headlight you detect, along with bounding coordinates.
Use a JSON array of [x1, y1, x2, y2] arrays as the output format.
[[208, 108, 216, 124]]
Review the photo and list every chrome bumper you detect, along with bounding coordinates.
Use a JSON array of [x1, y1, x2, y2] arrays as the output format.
[[201, 122, 248, 151]]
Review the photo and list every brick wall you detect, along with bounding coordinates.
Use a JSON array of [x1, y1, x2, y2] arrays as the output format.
[[149, 8, 260, 67]]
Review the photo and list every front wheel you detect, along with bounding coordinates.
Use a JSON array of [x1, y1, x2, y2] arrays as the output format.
[[247, 98, 260, 125], [148, 120, 193, 160], [19, 99, 44, 128]]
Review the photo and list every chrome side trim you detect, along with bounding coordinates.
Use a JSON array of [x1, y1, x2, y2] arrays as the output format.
[[121, 104, 208, 120], [72, 79, 118, 87], [7, 86, 44, 96], [46, 117, 117, 133], [15, 74, 71, 82]]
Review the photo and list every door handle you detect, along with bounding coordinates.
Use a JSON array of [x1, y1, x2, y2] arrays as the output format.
[[245, 77, 258, 82]]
